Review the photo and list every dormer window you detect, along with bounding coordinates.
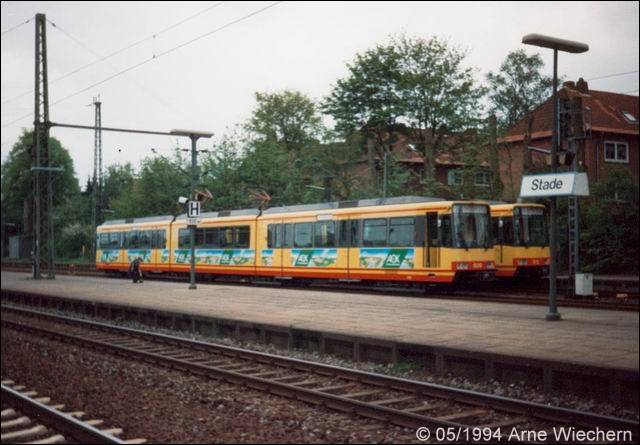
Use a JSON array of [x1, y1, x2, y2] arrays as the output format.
[[622, 111, 637, 124]]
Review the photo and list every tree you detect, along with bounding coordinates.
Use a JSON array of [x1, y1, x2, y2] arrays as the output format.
[[247, 90, 324, 160], [101, 163, 135, 213], [486, 50, 553, 130], [322, 42, 405, 191], [1, 130, 80, 231], [110, 152, 188, 218], [581, 166, 639, 274], [396, 35, 485, 183], [200, 131, 249, 210]]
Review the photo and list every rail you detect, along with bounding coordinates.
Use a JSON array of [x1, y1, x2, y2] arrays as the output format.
[[2, 304, 637, 441]]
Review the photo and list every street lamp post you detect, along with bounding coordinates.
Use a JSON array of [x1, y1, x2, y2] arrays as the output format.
[[170, 130, 213, 290], [522, 34, 588, 321]]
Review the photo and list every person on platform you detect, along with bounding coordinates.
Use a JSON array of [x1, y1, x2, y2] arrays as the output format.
[[130, 256, 143, 283]]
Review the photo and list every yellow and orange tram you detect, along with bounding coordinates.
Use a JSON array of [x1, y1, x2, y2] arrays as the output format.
[[490, 203, 550, 278], [97, 196, 497, 285]]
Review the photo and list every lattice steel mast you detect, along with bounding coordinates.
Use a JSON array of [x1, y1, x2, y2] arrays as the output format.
[[32, 13, 54, 279], [91, 97, 102, 257]]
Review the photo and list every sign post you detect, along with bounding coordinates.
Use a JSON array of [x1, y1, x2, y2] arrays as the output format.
[[187, 200, 201, 290], [520, 172, 589, 320]]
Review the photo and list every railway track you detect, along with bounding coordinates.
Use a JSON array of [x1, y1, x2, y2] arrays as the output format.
[[2, 304, 638, 443], [1, 380, 145, 444], [2, 263, 638, 311]]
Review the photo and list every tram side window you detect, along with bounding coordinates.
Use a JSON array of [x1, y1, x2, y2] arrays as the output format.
[[140, 230, 152, 249], [439, 215, 452, 247], [194, 228, 205, 247], [283, 224, 294, 248], [236, 226, 250, 248], [102, 232, 120, 249], [294, 223, 313, 248], [502, 218, 514, 245], [492, 218, 501, 245], [124, 231, 138, 249], [338, 221, 349, 247], [314, 221, 335, 248], [220, 227, 234, 248], [350, 220, 360, 247], [178, 228, 190, 248], [98, 233, 108, 249], [151, 230, 165, 249], [388, 217, 415, 247], [209, 228, 221, 248], [267, 224, 283, 248], [362, 219, 387, 247]]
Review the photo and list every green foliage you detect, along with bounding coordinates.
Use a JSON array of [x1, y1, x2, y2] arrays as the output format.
[[323, 42, 404, 136], [57, 222, 94, 260], [247, 90, 324, 157], [486, 50, 553, 130], [102, 163, 135, 213], [1, 130, 80, 228], [581, 167, 639, 274], [323, 41, 407, 194], [323, 35, 485, 191], [395, 35, 485, 179], [110, 150, 189, 218], [201, 132, 248, 210]]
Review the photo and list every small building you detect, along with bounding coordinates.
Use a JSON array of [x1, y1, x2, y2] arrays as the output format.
[[498, 79, 639, 200]]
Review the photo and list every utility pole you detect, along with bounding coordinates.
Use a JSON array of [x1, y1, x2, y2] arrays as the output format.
[[32, 13, 54, 279], [91, 97, 102, 258]]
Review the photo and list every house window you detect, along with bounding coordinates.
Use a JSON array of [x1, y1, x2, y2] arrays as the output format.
[[604, 142, 628, 163], [474, 171, 491, 187], [447, 170, 463, 186]]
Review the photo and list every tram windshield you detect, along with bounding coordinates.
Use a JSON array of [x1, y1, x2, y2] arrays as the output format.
[[451, 204, 492, 249], [513, 207, 548, 247]]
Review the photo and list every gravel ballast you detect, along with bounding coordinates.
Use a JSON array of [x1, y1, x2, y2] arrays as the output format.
[[1, 327, 414, 443]]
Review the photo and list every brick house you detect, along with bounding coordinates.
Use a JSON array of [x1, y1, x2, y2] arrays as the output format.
[[498, 79, 639, 200], [355, 130, 492, 198]]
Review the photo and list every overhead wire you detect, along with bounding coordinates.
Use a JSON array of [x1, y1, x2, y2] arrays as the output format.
[[0, 16, 34, 37], [1, 2, 225, 106], [587, 70, 638, 82], [1, 1, 284, 129], [44, 19, 197, 123]]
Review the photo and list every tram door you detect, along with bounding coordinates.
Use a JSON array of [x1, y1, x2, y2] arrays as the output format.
[[425, 212, 439, 268]]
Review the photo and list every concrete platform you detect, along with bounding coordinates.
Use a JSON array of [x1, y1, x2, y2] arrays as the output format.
[[2, 271, 638, 406]]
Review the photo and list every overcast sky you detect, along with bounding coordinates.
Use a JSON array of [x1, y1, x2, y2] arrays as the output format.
[[2, 1, 638, 187]]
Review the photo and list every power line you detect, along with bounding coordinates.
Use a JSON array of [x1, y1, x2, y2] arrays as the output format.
[[1, 2, 225, 106], [0, 16, 33, 37], [45, 19, 198, 122], [1, 1, 283, 129], [587, 70, 639, 82]]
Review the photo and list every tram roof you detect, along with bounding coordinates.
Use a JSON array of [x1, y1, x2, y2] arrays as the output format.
[[263, 196, 445, 215]]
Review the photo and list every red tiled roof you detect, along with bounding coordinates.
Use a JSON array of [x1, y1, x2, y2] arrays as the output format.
[[502, 81, 639, 143]]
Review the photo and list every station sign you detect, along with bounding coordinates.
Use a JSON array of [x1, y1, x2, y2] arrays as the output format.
[[520, 172, 589, 198], [187, 200, 201, 217], [187, 217, 201, 226]]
